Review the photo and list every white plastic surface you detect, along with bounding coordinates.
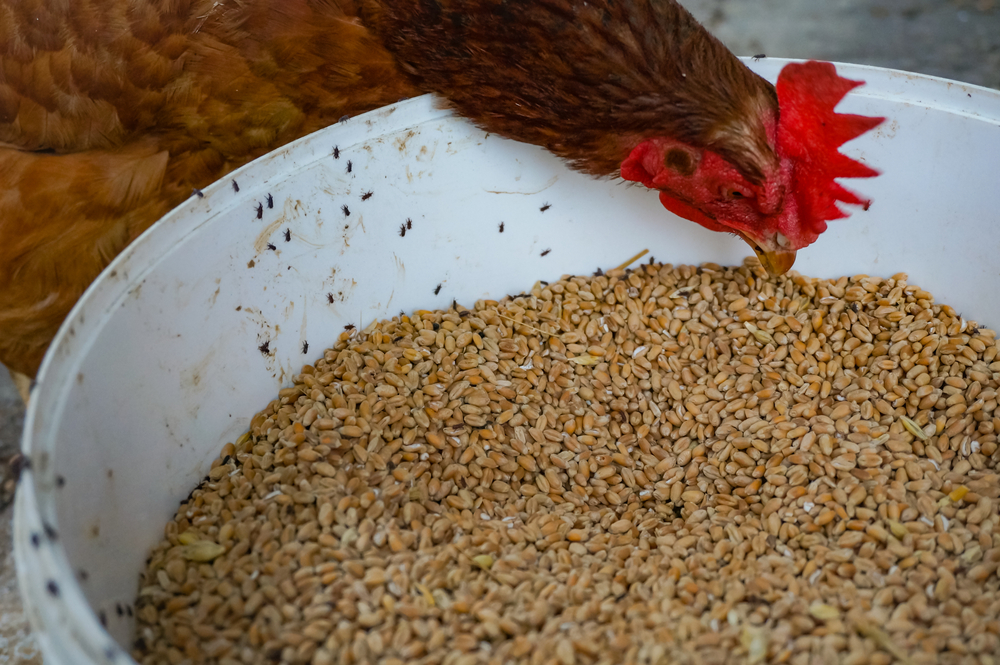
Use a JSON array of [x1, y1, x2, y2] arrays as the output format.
[[14, 59, 1000, 664]]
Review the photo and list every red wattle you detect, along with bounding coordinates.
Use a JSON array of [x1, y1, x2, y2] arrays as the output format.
[[658, 192, 729, 233]]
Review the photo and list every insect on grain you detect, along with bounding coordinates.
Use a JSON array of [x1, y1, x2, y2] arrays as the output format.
[[302, 341, 309, 354], [407, 218, 412, 230], [47, 580, 59, 598], [258, 341, 270, 355], [434, 284, 442, 295], [191, 188, 204, 198], [333, 146, 340, 159], [30, 533, 41, 548], [399, 224, 406, 237], [116, 604, 125, 617], [752, 53, 766, 61], [339, 115, 349, 123], [267, 194, 274, 209], [56, 475, 65, 488], [541, 248, 551, 256], [232, 180, 239, 192], [256, 203, 263, 219], [283, 229, 291, 242], [327, 293, 335, 304], [499, 222, 505, 233], [344, 323, 355, 330], [540, 203, 551, 212], [266, 243, 276, 251], [594, 267, 604, 276], [342, 205, 350, 217], [43, 522, 58, 541], [361, 191, 373, 201], [98, 611, 108, 627], [78, 569, 89, 581], [346, 160, 353, 173]]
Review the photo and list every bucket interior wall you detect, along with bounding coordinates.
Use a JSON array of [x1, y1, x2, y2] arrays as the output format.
[[15, 60, 1000, 663]]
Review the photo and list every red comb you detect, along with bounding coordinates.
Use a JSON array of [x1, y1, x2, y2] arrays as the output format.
[[776, 61, 884, 235]]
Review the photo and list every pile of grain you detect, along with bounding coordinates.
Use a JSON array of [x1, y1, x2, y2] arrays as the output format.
[[133, 258, 1000, 665]]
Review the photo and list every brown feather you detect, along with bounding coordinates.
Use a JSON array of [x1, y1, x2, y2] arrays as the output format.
[[0, 0, 417, 375], [0, 143, 176, 375], [363, 0, 778, 180]]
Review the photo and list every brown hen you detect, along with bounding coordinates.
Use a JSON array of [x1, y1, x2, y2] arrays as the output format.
[[0, 0, 882, 382]]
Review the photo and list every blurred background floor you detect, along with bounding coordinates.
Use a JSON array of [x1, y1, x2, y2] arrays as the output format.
[[1, 369, 34, 665], [1, 0, 998, 661], [687, 0, 1000, 90]]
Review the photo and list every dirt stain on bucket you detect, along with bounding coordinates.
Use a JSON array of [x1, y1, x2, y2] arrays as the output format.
[[253, 199, 303, 253]]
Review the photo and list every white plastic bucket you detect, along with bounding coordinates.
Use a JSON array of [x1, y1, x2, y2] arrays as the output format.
[[14, 59, 1000, 664]]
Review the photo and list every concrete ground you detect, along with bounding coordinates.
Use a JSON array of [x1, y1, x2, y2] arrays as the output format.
[[1, 0, 998, 661], [686, 0, 1000, 90], [0, 370, 34, 665]]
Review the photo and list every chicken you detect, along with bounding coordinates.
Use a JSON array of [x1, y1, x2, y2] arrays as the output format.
[[0, 0, 882, 380]]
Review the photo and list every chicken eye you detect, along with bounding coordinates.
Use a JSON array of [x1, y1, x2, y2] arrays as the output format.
[[722, 188, 746, 200]]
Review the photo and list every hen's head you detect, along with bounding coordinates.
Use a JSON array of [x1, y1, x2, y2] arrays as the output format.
[[621, 61, 884, 275]]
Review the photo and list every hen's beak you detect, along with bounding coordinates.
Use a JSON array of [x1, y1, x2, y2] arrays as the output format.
[[754, 246, 796, 276], [737, 232, 797, 276]]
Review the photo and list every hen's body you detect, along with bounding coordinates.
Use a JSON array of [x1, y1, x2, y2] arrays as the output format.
[[0, 0, 417, 376], [1, 0, 783, 377]]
